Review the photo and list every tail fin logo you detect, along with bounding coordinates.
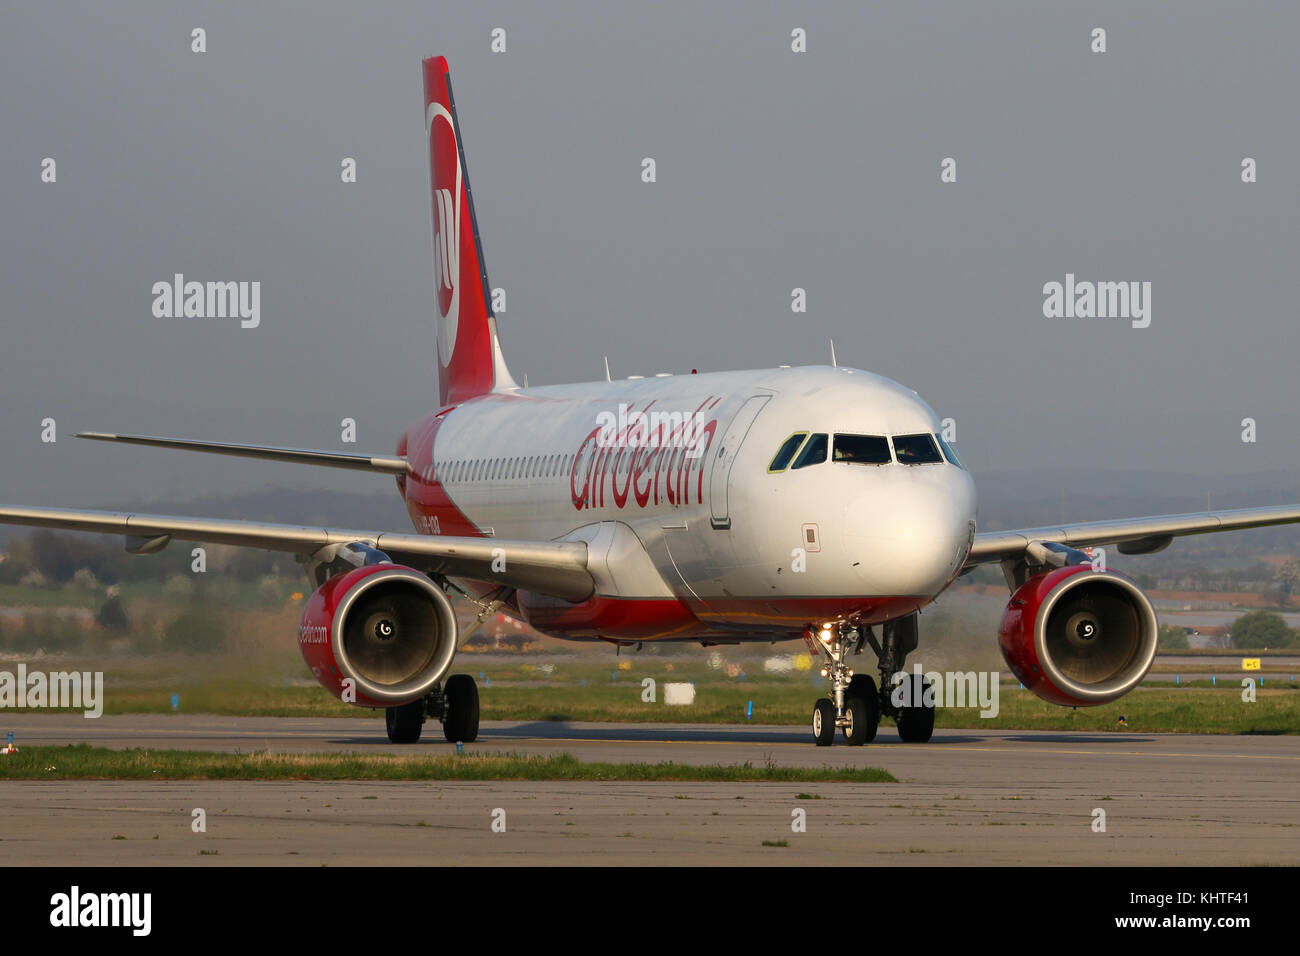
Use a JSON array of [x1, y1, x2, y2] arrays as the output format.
[[427, 102, 461, 367], [433, 187, 456, 294], [422, 56, 506, 403]]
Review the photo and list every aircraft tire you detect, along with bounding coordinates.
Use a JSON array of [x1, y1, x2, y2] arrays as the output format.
[[385, 698, 425, 744], [443, 674, 480, 743], [812, 698, 836, 746]]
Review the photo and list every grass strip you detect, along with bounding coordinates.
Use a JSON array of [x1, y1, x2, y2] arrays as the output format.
[[0, 744, 895, 783]]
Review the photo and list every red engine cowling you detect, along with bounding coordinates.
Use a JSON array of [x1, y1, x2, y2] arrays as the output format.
[[998, 564, 1158, 706], [298, 564, 458, 708]]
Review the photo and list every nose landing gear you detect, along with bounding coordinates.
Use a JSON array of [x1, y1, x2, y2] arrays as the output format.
[[808, 615, 934, 746], [809, 623, 880, 747]]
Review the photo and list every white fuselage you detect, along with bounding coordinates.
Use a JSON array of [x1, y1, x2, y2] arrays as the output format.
[[400, 365, 977, 641]]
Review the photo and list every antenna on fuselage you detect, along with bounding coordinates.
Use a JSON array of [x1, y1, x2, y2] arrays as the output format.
[[604, 356, 611, 382], [829, 339, 838, 368]]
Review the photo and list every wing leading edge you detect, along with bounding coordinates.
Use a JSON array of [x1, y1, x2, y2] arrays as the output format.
[[965, 503, 1300, 569], [0, 505, 593, 603]]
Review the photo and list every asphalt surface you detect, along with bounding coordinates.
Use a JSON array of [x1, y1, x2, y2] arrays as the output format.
[[1, 715, 1297, 865]]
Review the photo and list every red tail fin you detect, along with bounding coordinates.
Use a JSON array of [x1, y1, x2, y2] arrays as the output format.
[[423, 56, 514, 405]]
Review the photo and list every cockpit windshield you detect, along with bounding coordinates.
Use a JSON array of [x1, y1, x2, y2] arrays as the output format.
[[790, 433, 828, 469], [892, 433, 944, 465], [767, 432, 808, 472], [832, 434, 892, 465], [769, 429, 958, 472], [935, 433, 964, 469]]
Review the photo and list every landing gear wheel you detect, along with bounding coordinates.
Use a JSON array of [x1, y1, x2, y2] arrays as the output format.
[[843, 697, 870, 746], [847, 674, 881, 743], [442, 674, 480, 743], [812, 698, 836, 747], [385, 698, 425, 744], [896, 674, 935, 743]]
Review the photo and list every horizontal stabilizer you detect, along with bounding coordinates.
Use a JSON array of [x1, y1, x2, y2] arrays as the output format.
[[76, 432, 409, 476]]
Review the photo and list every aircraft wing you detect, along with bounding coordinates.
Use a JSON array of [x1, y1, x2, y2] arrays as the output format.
[[0, 505, 593, 602], [965, 503, 1300, 568]]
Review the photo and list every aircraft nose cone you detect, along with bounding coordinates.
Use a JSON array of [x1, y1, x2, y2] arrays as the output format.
[[844, 472, 975, 597]]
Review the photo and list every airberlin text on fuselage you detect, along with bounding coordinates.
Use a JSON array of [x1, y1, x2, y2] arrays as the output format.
[[570, 397, 721, 511]]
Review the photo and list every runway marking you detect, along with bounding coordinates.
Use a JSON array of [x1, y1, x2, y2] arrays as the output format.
[[924, 744, 1300, 761], [485, 735, 1300, 762]]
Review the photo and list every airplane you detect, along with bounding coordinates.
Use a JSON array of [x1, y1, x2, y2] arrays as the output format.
[[5, 55, 1300, 747]]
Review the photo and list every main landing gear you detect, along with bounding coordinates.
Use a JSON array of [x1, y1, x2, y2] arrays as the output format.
[[808, 615, 934, 746], [384, 673, 480, 745]]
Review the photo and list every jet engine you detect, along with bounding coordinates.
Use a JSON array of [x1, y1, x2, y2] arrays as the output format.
[[998, 564, 1158, 706], [298, 564, 458, 707]]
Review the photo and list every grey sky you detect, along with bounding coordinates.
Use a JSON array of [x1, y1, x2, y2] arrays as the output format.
[[2, 2, 1297, 515]]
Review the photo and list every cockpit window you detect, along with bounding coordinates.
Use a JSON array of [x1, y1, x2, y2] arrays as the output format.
[[892, 433, 943, 464], [935, 433, 964, 469], [768, 432, 808, 473], [833, 434, 892, 465], [791, 433, 828, 469]]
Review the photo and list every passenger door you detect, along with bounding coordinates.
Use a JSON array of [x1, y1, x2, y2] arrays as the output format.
[[709, 395, 771, 529]]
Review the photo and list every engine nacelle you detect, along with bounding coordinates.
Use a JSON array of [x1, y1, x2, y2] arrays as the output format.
[[298, 564, 458, 708], [998, 564, 1158, 707]]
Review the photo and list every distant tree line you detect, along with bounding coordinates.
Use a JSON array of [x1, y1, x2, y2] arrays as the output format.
[[0, 530, 284, 586], [1228, 611, 1299, 649]]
